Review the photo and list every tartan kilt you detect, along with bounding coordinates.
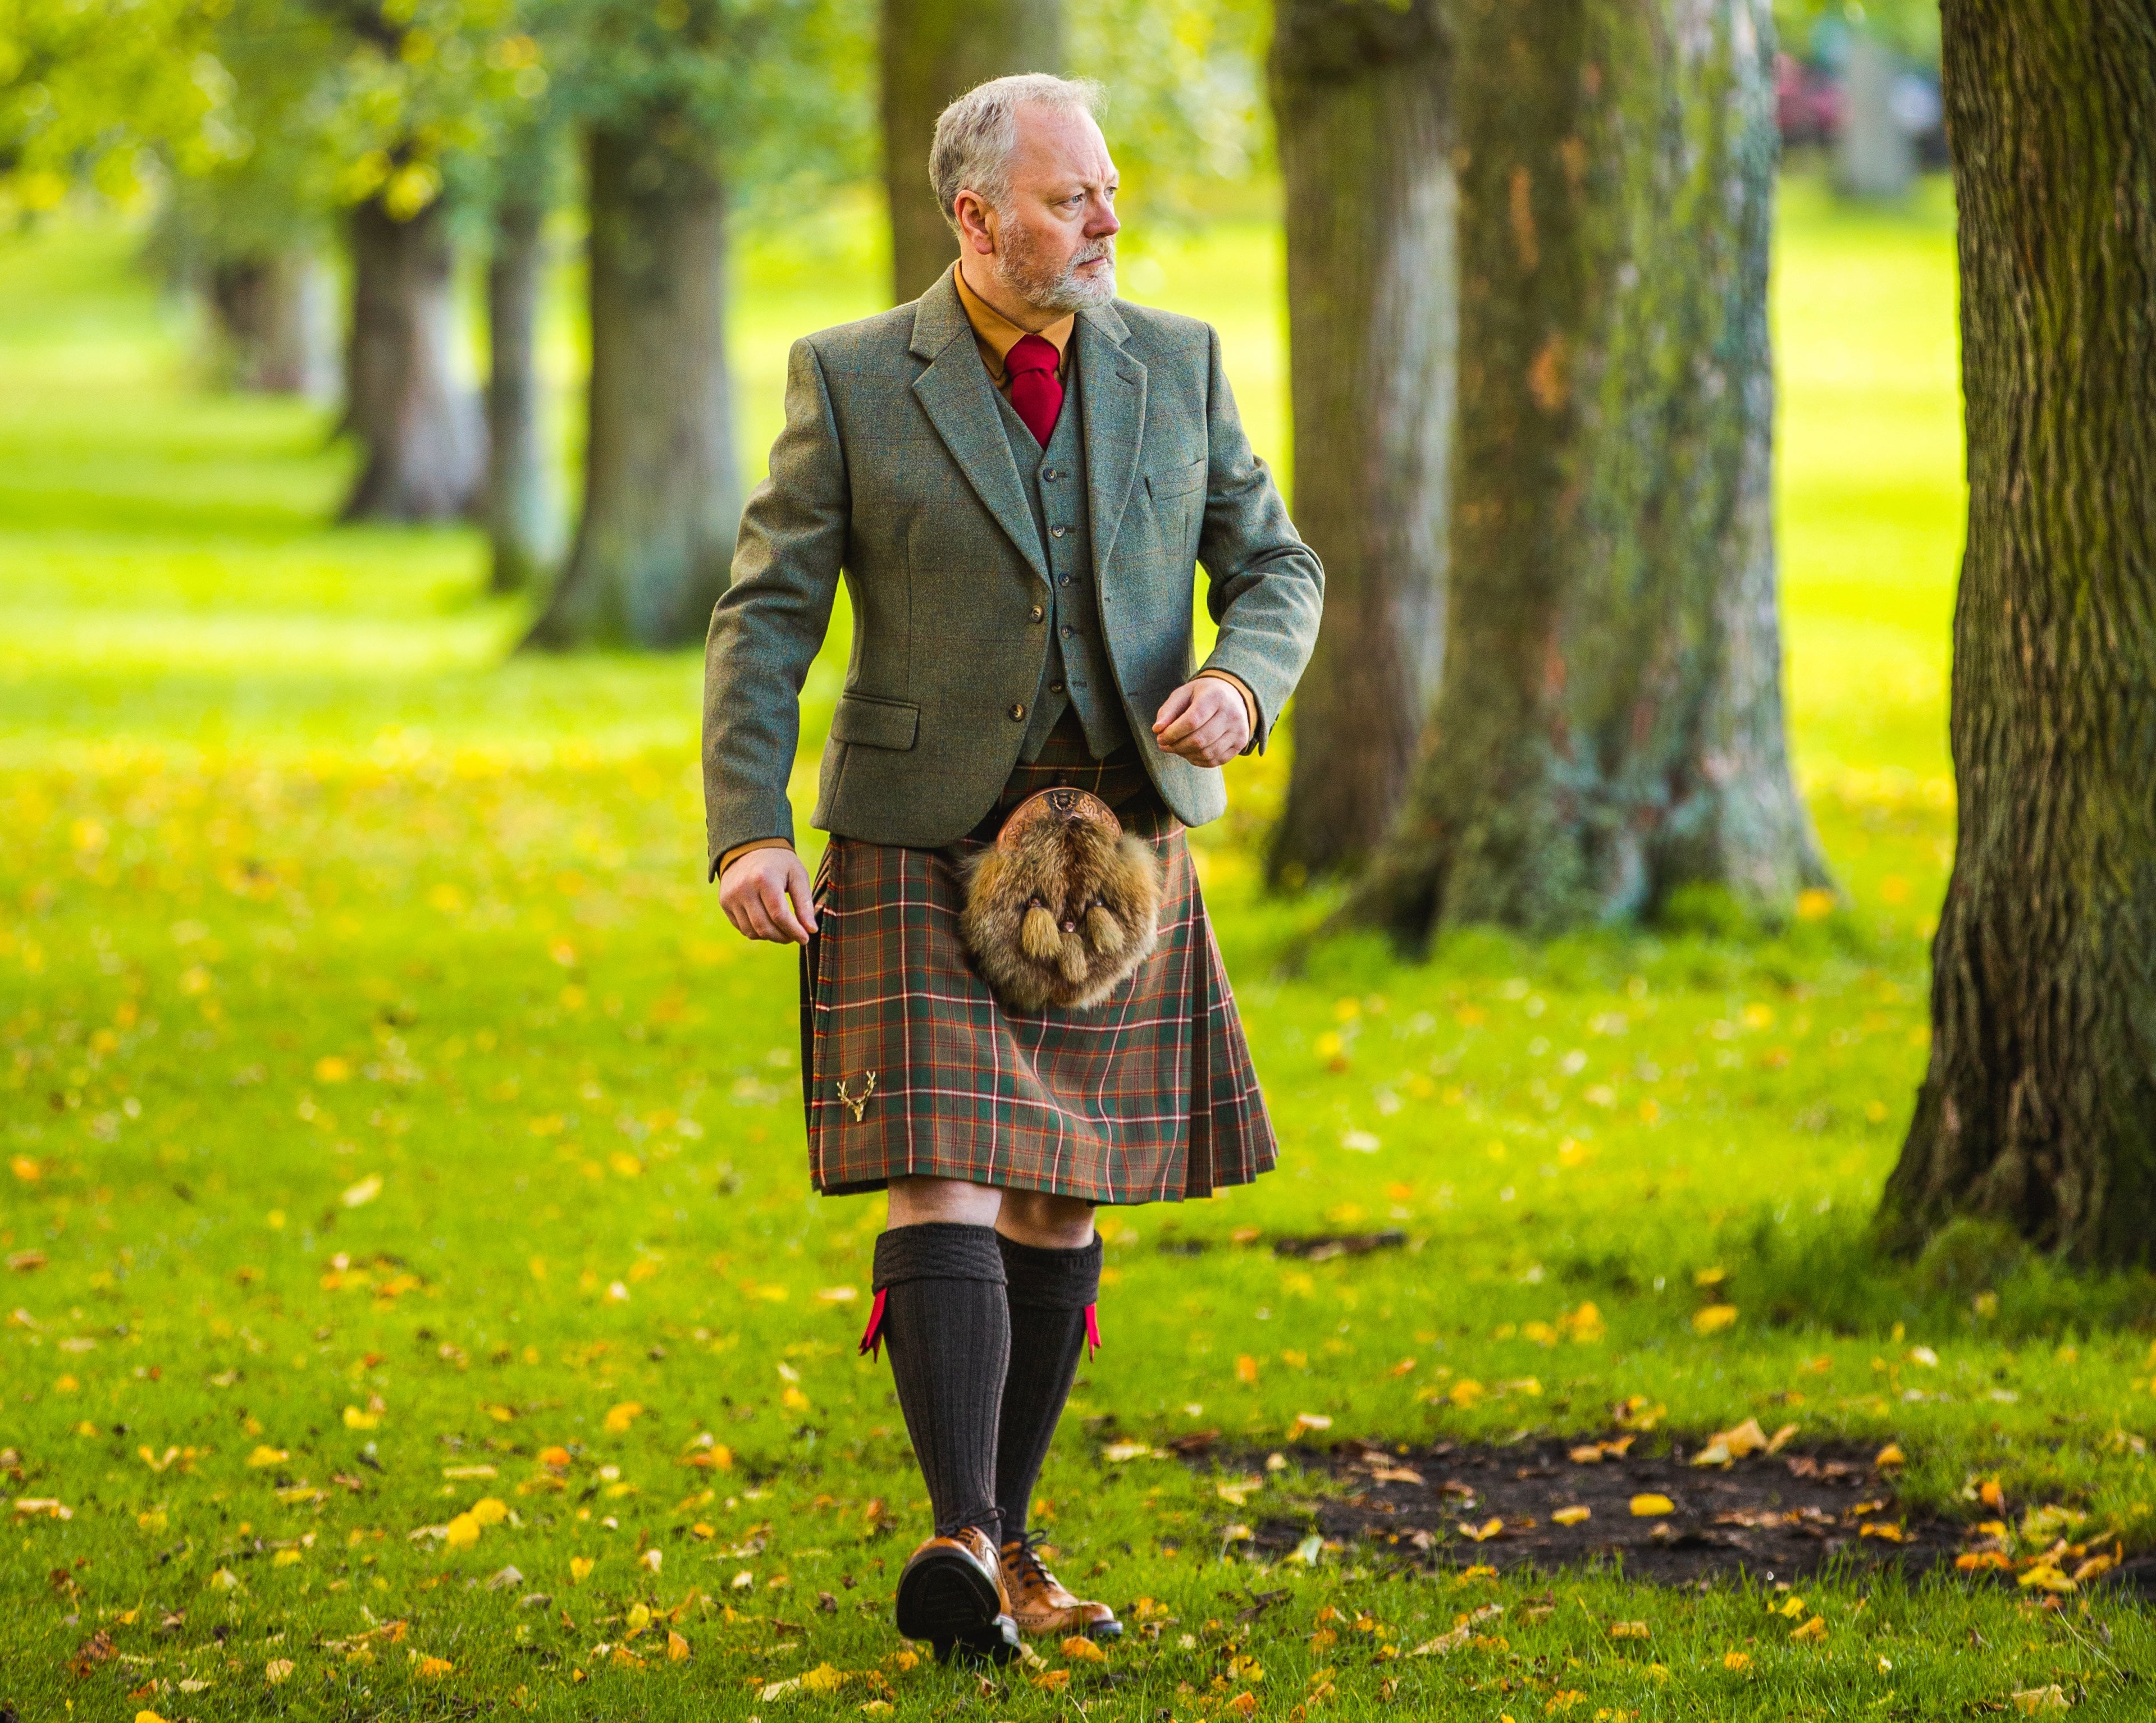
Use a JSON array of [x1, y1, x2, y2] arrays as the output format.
[[798, 724, 1277, 1205]]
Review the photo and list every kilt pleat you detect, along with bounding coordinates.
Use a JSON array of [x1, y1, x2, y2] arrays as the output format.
[[798, 727, 1277, 1205]]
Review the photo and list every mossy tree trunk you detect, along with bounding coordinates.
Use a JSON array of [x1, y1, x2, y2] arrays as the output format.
[[1342, 0, 1823, 947], [881, 0, 1062, 305], [1266, 0, 1454, 888], [1879, 1, 2156, 1268], [524, 121, 740, 650], [341, 195, 485, 522], [485, 189, 559, 596]]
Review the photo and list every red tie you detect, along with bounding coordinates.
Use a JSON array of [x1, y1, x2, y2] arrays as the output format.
[[1006, 333, 1063, 449]]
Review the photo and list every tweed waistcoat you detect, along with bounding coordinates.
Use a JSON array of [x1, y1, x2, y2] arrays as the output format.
[[989, 372, 1130, 762]]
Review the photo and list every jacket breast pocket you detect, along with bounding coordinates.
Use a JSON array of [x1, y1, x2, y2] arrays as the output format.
[[1144, 455, 1207, 502], [830, 692, 919, 751], [1144, 455, 1207, 565]]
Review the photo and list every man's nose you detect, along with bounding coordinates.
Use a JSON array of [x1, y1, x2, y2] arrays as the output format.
[[1088, 198, 1120, 239]]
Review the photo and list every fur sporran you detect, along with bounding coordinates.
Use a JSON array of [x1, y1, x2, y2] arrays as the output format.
[[960, 787, 1165, 1011]]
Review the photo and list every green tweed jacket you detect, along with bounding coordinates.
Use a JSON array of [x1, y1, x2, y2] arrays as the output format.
[[701, 267, 1324, 872]]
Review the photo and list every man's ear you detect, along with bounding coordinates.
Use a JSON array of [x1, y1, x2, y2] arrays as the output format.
[[953, 189, 998, 256]]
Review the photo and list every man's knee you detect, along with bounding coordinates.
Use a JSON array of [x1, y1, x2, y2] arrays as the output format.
[[885, 1176, 1003, 1229], [997, 1190, 1097, 1249]]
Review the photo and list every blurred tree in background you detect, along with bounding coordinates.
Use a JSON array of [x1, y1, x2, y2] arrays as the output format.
[[880, 0, 1060, 304], [1344, 0, 1826, 947], [1265, 0, 1452, 888], [521, 0, 869, 648]]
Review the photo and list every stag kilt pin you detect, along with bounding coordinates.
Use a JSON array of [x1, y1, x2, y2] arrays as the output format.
[[702, 266, 1324, 1203]]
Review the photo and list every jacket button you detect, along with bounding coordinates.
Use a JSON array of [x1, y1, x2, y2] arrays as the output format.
[[1029, 604, 1044, 623], [1009, 702, 1026, 721]]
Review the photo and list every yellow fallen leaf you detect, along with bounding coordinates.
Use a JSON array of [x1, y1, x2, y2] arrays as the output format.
[[1062, 1634, 1108, 1662], [2010, 1685, 2070, 1715], [1774, 1596, 1808, 1617], [1033, 1669, 1071, 1692], [604, 1401, 644, 1434], [1609, 1621, 1650, 1639], [782, 1386, 811, 1412], [1692, 1304, 1739, 1336], [1767, 1422, 1800, 1453], [208, 1567, 242, 1591], [442, 1514, 481, 1550], [1236, 1354, 1259, 1384], [2017, 1565, 2076, 1594], [136, 1713, 170, 1723], [1859, 1521, 1906, 1542], [264, 1658, 295, 1684], [273, 1548, 303, 1567], [860, 1704, 894, 1717], [1551, 1506, 1591, 1527], [1458, 1517, 1504, 1542], [1630, 1495, 1675, 1518], [1789, 1615, 1828, 1643], [245, 1446, 289, 1468], [569, 1556, 595, 1583], [1724, 1651, 1751, 1671], [340, 1174, 382, 1208], [412, 1654, 454, 1678], [342, 1406, 380, 1430], [640, 1547, 663, 1574], [799, 1662, 847, 1696], [666, 1630, 691, 1662], [1874, 1442, 1906, 1469]]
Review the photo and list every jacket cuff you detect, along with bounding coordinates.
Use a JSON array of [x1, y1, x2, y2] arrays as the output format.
[[712, 837, 794, 881], [1194, 668, 1265, 757]]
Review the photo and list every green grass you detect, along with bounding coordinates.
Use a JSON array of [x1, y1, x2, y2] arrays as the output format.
[[4, 177, 2155, 1720]]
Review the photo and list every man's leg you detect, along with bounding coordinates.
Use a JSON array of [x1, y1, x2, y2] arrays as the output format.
[[990, 1191, 1120, 1639], [875, 1177, 1019, 1660]]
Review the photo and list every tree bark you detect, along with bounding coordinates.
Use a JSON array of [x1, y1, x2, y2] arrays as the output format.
[[208, 252, 332, 396], [881, 0, 1063, 305], [340, 195, 485, 522], [1265, 0, 1454, 888], [524, 122, 740, 650], [1878, 2, 2156, 1269], [1342, 0, 1824, 945], [485, 191, 559, 595]]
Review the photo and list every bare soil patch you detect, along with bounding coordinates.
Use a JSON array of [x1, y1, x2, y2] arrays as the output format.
[[1207, 1435, 2153, 1591]]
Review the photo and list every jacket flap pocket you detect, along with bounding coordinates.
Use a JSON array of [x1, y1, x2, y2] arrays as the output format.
[[830, 693, 920, 751], [1145, 455, 1207, 501]]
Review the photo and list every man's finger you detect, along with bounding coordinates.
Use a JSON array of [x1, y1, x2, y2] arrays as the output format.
[[1158, 689, 1218, 746], [1151, 683, 1196, 733], [1170, 709, 1232, 760], [762, 881, 810, 946], [786, 863, 819, 935]]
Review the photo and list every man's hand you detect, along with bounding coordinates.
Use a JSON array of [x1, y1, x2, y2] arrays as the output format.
[[1152, 677, 1251, 767], [719, 847, 818, 945]]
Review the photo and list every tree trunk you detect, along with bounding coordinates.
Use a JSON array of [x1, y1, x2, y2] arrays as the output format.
[[1265, 0, 1454, 888], [340, 195, 485, 522], [524, 123, 740, 650], [1878, 3, 2156, 1269], [208, 252, 334, 396], [485, 192, 559, 595], [1342, 0, 1824, 946], [881, 0, 1063, 304]]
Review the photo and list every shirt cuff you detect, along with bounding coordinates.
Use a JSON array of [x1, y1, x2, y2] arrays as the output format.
[[716, 837, 794, 879], [1195, 668, 1262, 755]]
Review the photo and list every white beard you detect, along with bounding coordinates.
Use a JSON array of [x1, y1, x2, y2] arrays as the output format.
[[997, 234, 1117, 313]]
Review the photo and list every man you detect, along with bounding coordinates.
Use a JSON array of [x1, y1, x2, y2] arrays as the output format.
[[701, 73, 1322, 1662]]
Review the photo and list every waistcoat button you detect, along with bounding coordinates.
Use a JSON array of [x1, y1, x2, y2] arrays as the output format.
[[1050, 524, 1068, 539], [1042, 467, 1059, 481]]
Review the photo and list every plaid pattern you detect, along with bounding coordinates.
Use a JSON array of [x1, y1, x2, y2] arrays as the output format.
[[799, 725, 1277, 1205]]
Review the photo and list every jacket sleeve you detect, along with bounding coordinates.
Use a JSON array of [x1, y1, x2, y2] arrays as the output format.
[[1190, 323, 1326, 753], [701, 338, 849, 877]]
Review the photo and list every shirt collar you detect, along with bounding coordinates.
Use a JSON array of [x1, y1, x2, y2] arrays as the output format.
[[953, 262, 1075, 383]]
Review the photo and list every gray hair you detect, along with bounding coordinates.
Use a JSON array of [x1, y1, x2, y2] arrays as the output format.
[[929, 74, 1105, 236]]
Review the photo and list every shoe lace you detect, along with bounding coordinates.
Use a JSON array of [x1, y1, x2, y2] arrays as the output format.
[[1007, 1528, 1056, 1587]]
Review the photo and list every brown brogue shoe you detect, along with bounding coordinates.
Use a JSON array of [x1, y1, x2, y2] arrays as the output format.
[[894, 1525, 1022, 1663], [1001, 1532, 1122, 1640]]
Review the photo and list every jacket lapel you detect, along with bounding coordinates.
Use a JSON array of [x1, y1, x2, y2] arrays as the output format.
[[1075, 305, 1146, 583], [909, 271, 1051, 588]]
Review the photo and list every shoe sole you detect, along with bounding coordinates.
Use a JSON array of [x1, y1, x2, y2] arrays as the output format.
[[895, 1550, 1022, 1664], [1016, 1615, 1123, 1642]]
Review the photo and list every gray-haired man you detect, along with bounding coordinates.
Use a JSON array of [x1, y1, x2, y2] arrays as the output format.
[[702, 74, 1322, 1661]]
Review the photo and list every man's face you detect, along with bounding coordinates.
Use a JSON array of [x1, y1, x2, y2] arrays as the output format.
[[989, 105, 1121, 313]]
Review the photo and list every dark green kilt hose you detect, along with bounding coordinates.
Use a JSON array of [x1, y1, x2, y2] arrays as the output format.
[[798, 721, 1277, 1205]]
